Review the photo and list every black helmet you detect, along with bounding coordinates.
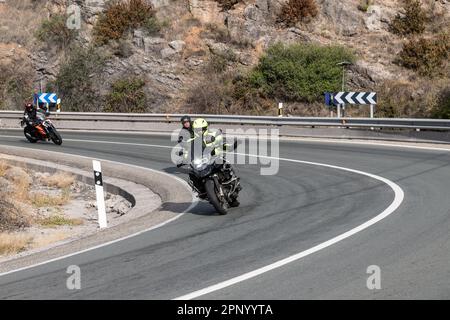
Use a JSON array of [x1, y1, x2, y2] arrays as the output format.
[[180, 115, 191, 124]]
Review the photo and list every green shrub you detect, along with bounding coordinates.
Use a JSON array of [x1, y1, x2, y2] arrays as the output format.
[[357, 0, 373, 12], [143, 16, 166, 36], [390, 0, 427, 36], [278, 0, 319, 27], [208, 55, 228, 74], [110, 39, 134, 58], [104, 77, 148, 113], [431, 88, 450, 119], [203, 23, 253, 49], [204, 23, 231, 43], [215, 0, 242, 11], [35, 14, 77, 49], [54, 47, 108, 112], [242, 43, 355, 103], [376, 79, 449, 118], [376, 80, 416, 117], [398, 33, 449, 76], [93, 0, 154, 45]]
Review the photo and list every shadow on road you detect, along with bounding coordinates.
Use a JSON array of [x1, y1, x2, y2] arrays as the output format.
[[160, 201, 218, 216]]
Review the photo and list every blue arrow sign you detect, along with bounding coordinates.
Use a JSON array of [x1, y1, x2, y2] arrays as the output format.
[[36, 93, 58, 104]]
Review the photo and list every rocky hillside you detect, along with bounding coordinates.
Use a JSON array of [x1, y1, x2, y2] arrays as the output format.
[[0, 0, 449, 117]]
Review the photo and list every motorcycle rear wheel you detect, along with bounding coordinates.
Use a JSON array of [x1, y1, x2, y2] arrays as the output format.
[[23, 127, 38, 143]]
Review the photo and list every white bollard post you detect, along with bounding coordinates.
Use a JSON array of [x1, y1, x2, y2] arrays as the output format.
[[337, 104, 341, 118], [278, 102, 283, 117], [93, 160, 107, 229]]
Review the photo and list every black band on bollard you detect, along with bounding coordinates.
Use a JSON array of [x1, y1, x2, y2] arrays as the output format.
[[94, 170, 103, 186]]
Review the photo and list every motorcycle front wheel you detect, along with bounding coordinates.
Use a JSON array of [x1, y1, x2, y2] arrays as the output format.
[[204, 179, 228, 215], [49, 127, 63, 145]]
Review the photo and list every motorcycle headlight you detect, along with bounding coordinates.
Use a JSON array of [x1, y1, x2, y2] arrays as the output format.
[[193, 158, 209, 170]]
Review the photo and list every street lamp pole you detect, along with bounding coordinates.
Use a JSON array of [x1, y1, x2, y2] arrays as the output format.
[[336, 61, 352, 118]]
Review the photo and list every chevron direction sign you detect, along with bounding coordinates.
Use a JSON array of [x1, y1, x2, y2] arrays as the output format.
[[334, 92, 377, 105], [35, 93, 58, 104]]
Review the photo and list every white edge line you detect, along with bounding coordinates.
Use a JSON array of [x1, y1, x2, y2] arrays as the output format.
[[0, 146, 198, 277], [173, 153, 405, 300], [1, 133, 439, 284]]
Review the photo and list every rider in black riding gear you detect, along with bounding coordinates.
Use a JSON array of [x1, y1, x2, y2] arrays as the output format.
[[177, 115, 194, 167], [22, 102, 49, 137]]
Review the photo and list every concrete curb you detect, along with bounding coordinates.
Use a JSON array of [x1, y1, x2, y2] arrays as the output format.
[[0, 145, 194, 273]]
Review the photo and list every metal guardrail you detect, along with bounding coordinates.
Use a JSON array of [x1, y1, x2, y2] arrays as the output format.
[[2, 111, 450, 130]]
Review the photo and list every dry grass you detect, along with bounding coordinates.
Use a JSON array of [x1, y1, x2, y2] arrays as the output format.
[[0, 233, 32, 255], [0, 0, 50, 47], [31, 231, 68, 248], [30, 190, 71, 208], [41, 172, 75, 189], [278, 0, 319, 27], [0, 198, 31, 232], [0, 160, 9, 177], [37, 215, 83, 228], [11, 178, 31, 203]]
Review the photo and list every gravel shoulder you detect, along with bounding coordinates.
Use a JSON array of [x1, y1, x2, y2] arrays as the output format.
[[0, 159, 162, 263]]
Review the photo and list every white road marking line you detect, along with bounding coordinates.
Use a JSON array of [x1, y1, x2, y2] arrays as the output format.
[[0, 146, 198, 277], [173, 153, 404, 299], [2, 132, 442, 288]]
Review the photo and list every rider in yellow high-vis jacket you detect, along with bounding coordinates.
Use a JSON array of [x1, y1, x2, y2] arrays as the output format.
[[178, 118, 236, 165]]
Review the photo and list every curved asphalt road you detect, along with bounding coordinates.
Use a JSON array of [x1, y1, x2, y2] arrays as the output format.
[[0, 129, 450, 299]]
